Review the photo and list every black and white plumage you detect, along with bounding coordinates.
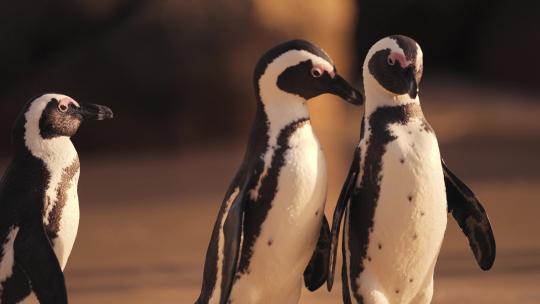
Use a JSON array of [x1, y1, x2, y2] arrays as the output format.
[[196, 40, 362, 304], [328, 35, 496, 304], [0, 94, 113, 304]]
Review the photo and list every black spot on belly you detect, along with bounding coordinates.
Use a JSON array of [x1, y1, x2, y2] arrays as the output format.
[[347, 103, 425, 303], [408, 195, 413, 202], [378, 243, 382, 250], [395, 289, 400, 294], [367, 256, 372, 262], [400, 158, 405, 164], [413, 233, 418, 240], [421, 119, 434, 133], [268, 239, 273, 246], [315, 209, 319, 216], [409, 278, 414, 283], [420, 211, 425, 216]]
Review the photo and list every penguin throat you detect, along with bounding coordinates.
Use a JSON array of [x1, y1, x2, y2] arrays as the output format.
[[363, 76, 420, 117], [23, 106, 78, 177], [258, 92, 310, 150]]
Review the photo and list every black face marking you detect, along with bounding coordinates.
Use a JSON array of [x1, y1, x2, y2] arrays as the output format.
[[369, 48, 410, 96], [39, 100, 82, 139], [346, 103, 424, 303], [390, 35, 423, 83], [277, 60, 335, 100], [46, 158, 80, 240], [368, 36, 422, 98]]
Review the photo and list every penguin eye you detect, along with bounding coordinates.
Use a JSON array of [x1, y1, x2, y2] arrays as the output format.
[[58, 104, 69, 113], [387, 56, 395, 66], [311, 67, 323, 78]]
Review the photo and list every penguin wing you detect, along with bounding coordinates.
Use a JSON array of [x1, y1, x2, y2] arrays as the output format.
[[197, 174, 251, 304], [443, 159, 496, 270], [218, 178, 249, 304], [327, 145, 361, 290], [13, 217, 68, 304], [304, 215, 331, 291]]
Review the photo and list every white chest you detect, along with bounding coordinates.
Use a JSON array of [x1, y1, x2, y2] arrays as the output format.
[[50, 169, 80, 269], [36, 140, 80, 270], [356, 118, 447, 303]]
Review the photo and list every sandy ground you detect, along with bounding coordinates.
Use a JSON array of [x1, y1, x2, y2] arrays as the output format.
[[1, 79, 539, 303]]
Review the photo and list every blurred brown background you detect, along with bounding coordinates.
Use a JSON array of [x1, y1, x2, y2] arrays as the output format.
[[0, 0, 539, 303]]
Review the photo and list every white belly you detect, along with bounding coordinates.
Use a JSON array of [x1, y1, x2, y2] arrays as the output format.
[[230, 124, 327, 304], [357, 119, 447, 304], [52, 175, 80, 270]]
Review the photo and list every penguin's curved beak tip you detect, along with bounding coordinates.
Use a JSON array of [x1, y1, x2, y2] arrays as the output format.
[[79, 103, 114, 121], [330, 74, 364, 106]]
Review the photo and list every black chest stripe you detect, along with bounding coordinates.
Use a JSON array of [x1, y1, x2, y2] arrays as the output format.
[[237, 117, 310, 274], [46, 158, 80, 240], [347, 103, 424, 303]]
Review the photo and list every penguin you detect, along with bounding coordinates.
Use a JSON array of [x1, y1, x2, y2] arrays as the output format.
[[0, 93, 113, 304], [327, 35, 496, 304], [196, 40, 363, 304]]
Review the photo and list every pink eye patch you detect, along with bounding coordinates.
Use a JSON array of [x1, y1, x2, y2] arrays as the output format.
[[58, 98, 80, 111]]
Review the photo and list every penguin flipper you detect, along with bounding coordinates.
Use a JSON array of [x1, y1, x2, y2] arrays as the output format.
[[14, 218, 68, 304], [304, 215, 330, 291], [327, 145, 360, 291], [218, 181, 249, 304], [442, 159, 496, 270]]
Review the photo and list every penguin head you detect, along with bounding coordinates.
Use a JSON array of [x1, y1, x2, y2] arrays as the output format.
[[363, 35, 423, 100], [13, 93, 113, 149], [254, 40, 363, 106]]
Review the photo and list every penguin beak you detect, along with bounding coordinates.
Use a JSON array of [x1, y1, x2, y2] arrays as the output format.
[[78, 103, 114, 121], [329, 74, 364, 105], [405, 66, 418, 99]]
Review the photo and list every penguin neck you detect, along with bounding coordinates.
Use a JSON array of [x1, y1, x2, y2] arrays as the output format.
[[21, 121, 78, 175], [256, 88, 311, 148], [364, 77, 420, 118]]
